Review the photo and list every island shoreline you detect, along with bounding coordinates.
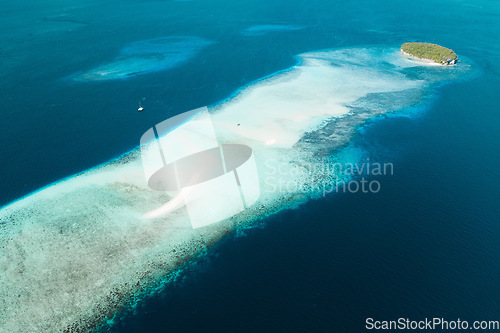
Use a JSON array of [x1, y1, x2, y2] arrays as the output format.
[[400, 50, 456, 66]]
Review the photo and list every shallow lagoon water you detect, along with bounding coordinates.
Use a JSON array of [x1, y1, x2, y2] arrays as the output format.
[[73, 36, 213, 81]]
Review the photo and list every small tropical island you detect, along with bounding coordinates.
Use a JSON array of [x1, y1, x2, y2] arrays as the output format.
[[401, 42, 458, 65]]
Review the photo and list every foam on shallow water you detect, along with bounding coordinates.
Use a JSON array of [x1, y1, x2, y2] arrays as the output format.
[[72, 36, 213, 81], [0, 47, 470, 332]]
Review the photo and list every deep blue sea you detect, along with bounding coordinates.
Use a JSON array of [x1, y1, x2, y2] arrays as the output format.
[[1, 0, 499, 332]]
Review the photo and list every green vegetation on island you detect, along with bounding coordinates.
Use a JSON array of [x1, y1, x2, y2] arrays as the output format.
[[401, 42, 458, 65]]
